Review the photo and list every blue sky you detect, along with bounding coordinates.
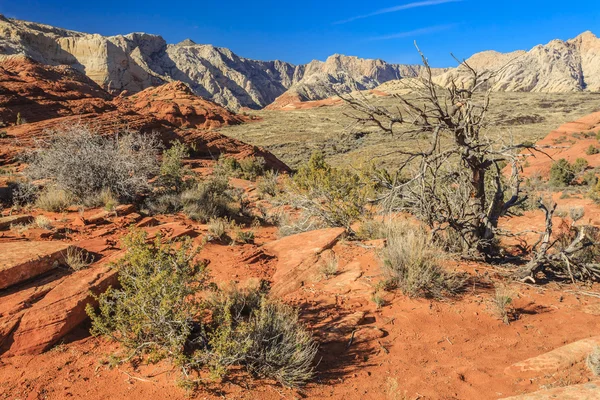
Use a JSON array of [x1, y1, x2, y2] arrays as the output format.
[[1, 0, 599, 67]]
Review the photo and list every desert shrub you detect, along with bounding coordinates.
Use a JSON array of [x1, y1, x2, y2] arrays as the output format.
[[64, 247, 93, 271], [159, 141, 190, 193], [357, 219, 387, 240], [587, 347, 600, 376], [0, 130, 7, 138], [181, 176, 234, 222], [207, 217, 231, 241], [492, 284, 514, 324], [25, 124, 160, 201], [586, 145, 600, 155], [205, 286, 318, 387], [11, 180, 39, 207], [214, 156, 266, 181], [34, 215, 53, 230], [583, 171, 598, 187], [573, 158, 589, 174], [549, 159, 575, 187], [144, 192, 183, 215], [287, 151, 372, 232], [35, 186, 73, 212], [87, 231, 206, 362], [569, 206, 585, 222], [380, 220, 467, 298], [83, 188, 119, 210], [257, 170, 280, 197], [234, 228, 255, 244], [319, 254, 338, 279]]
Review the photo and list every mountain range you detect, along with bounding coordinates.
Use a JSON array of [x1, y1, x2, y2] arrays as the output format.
[[0, 15, 599, 111]]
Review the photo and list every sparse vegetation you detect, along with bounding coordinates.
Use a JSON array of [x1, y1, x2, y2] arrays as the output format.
[[285, 151, 372, 232], [319, 253, 338, 278], [214, 155, 266, 181], [380, 220, 466, 299], [586, 145, 600, 155], [64, 247, 93, 271], [181, 176, 235, 222], [87, 231, 205, 363], [492, 284, 514, 324], [25, 124, 160, 202], [35, 186, 73, 212], [205, 285, 318, 387], [257, 170, 280, 197], [207, 217, 230, 241], [34, 215, 53, 230], [549, 159, 576, 187]]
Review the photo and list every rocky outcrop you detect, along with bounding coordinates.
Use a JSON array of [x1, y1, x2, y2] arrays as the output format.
[[0, 57, 290, 172], [0, 16, 431, 110], [434, 31, 600, 93]]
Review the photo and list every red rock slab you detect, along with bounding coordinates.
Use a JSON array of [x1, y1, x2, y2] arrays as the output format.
[[0, 241, 71, 290], [0, 215, 33, 230], [500, 382, 600, 399], [505, 336, 600, 378], [0, 272, 67, 348], [262, 228, 345, 297], [6, 253, 123, 356]]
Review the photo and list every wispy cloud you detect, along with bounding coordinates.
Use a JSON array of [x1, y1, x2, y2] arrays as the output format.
[[333, 0, 462, 25], [366, 24, 457, 41]]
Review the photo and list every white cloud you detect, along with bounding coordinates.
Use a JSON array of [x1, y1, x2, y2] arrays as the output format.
[[334, 0, 462, 25], [366, 24, 457, 41]]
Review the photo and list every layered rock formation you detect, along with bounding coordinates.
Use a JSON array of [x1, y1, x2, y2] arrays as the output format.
[[0, 16, 430, 110], [433, 31, 600, 92], [0, 57, 290, 172]]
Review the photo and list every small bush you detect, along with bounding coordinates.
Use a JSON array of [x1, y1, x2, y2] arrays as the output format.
[[573, 158, 589, 174], [10, 180, 39, 207], [34, 215, 53, 230], [25, 124, 160, 201], [586, 145, 600, 155], [214, 156, 266, 181], [35, 186, 73, 212], [181, 177, 234, 222], [207, 217, 230, 241], [380, 220, 467, 298], [83, 188, 119, 210], [159, 141, 190, 193], [257, 170, 280, 197], [587, 347, 600, 376], [549, 159, 575, 187], [234, 228, 255, 244], [569, 206, 585, 222], [206, 286, 318, 387], [319, 254, 338, 279], [492, 285, 514, 324], [357, 219, 387, 240], [87, 231, 206, 362], [287, 152, 372, 232], [64, 247, 93, 271]]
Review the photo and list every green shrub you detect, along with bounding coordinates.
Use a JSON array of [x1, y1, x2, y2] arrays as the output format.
[[549, 159, 575, 187], [257, 170, 280, 197], [181, 176, 234, 222], [380, 220, 467, 298], [205, 286, 318, 387], [573, 158, 589, 173], [159, 141, 190, 193], [586, 145, 600, 155], [287, 151, 372, 231], [87, 231, 206, 363], [214, 156, 266, 181]]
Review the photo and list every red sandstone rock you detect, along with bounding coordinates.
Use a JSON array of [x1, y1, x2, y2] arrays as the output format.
[[6, 253, 122, 355]]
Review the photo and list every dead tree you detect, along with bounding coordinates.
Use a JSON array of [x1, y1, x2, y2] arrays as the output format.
[[518, 200, 600, 283], [342, 46, 532, 258]]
